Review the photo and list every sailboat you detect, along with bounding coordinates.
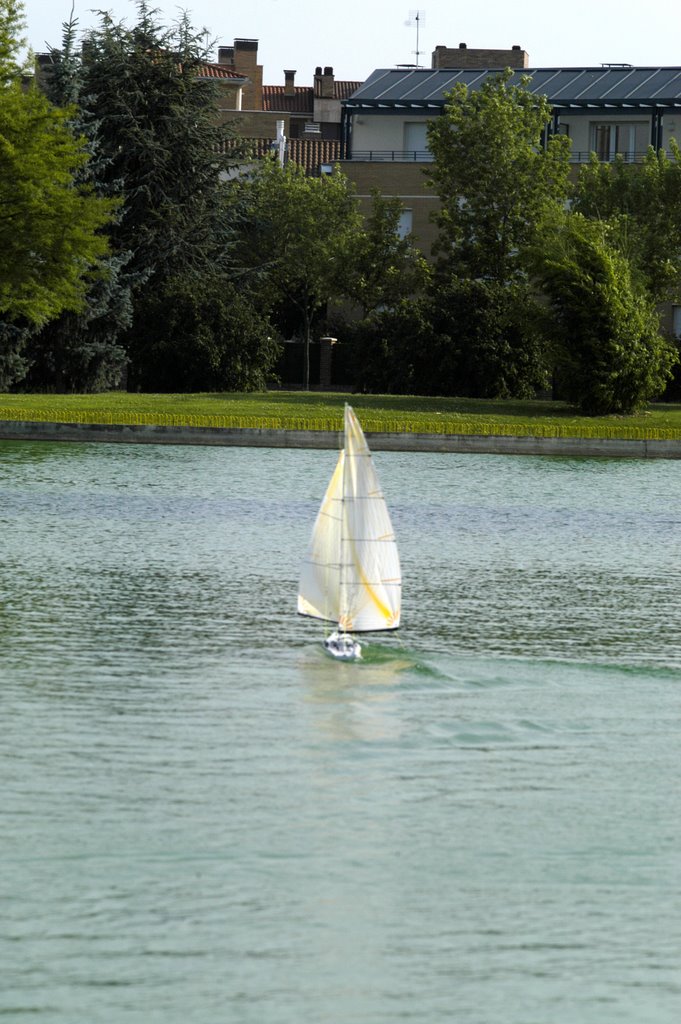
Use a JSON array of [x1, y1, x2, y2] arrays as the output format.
[[297, 404, 401, 660]]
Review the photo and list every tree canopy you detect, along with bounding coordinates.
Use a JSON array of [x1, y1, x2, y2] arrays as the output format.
[[574, 144, 681, 302], [236, 158, 365, 388], [532, 212, 676, 413], [0, 0, 114, 330], [427, 70, 571, 283]]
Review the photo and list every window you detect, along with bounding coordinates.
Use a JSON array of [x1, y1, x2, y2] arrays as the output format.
[[397, 209, 413, 239], [672, 305, 681, 339], [590, 122, 643, 161], [404, 122, 429, 157]]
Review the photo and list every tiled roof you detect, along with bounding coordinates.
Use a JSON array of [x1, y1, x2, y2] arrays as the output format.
[[331, 81, 362, 100], [222, 136, 342, 175], [263, 81, 363, 111], [199, 62, 248, 81], [263, 86, 314, 113], [287, 137, 342, 173]]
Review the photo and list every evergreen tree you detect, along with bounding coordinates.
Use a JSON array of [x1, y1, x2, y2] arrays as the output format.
[[40, 2, 263, 390], [77, 3, 239, 285], [27, 14, 132, 391]]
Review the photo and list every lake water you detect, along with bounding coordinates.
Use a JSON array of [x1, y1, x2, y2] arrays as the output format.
[[2, 439, 681, 1023]]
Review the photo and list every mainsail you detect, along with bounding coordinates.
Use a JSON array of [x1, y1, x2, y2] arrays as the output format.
[[297, 405, 401, 632]]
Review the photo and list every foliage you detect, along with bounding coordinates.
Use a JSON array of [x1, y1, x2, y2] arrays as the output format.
[[128, 274, 281, 392], [235, 158, 365, 388], [74, 2, 241, 287], [0, 0, 114, 331], [426, 69, 571, 283], [19, 15, 133, 393], [429, 279, 550, 398], [347, 299, 454, 395], [574, 145, 681, 301], [22, 253, 132, 392], [423, 70, 570, 398], [533, 213, 677, 414], [0, 317, 31, 390], [348, 279, 549, 399], [35, 2, 270, 391], [0, 0, 25, 80], [344, 189, 429, 315]]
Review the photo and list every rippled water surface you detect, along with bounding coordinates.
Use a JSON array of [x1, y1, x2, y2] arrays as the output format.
[[2, 440, 681, 1023]]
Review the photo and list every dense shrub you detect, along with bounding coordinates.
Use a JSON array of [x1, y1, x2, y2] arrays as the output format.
[[128, 276, 281, 392]]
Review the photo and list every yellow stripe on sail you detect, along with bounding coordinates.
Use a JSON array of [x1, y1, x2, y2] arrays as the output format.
[[350, 539, 398, 626]]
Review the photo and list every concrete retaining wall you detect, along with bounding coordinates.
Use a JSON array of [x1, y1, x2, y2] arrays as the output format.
[[1, 418, 681, 458]]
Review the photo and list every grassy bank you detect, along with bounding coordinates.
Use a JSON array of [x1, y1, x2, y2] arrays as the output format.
[[2, 391, 681, 440]]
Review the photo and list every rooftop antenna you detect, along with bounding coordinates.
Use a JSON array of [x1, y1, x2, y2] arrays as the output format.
[[405, 10, 426, 68]]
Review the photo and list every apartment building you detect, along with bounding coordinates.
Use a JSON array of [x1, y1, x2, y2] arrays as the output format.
[[340, 47, 681, 254]]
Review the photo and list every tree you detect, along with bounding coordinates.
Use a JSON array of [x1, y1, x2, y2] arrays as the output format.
[[24, 14, 133, 391], [38, 2, 266, 390], [130, 273, 280, 391], [23, 253, 131, 391], [75, 3, 240, 286], [427, 70, 571, 283], [236, 159, 365, 389], [574, 144, 681, 302], [532, 212, 676, 414], [344, 188, 429, 315], [0, 1, 113, 331], [423, 71, 571, 398]]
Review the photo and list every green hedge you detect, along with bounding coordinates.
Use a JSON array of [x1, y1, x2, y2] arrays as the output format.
[[2, 404, 680, 440]]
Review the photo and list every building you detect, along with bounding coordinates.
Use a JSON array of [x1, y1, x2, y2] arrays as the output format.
[[216, 38, 361, 174], [339, 50, 681, 253]]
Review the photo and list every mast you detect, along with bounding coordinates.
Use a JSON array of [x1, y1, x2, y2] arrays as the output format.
[[338, 404, 349, 633]]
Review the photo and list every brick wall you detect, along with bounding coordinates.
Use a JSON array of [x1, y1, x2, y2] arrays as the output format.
[[432, 44, 529, 69]]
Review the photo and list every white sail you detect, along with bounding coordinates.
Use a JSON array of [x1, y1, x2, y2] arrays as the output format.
[[298, 404, 401, 633], [297, 449, 345, 624]]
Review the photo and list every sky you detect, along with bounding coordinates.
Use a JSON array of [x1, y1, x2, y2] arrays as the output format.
[[21, 0, 681, 84]]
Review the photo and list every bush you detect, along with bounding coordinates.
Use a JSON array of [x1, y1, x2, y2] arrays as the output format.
[[430, 279, 550, 398], [128, 275, 281, 392], [0, 320, 32, 392], [536, 215, 678, 414], [347, 300, 457, 395], [346, 281, 549, 399]]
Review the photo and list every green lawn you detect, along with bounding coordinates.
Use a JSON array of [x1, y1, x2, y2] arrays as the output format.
[[1, 391, 681, 439]]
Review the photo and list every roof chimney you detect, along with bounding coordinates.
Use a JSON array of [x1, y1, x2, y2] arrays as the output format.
[[315, 65, 334, 99], [217, 46, 234, 66], [284, 69, 296, 96]]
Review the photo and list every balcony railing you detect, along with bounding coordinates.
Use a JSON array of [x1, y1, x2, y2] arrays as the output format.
[[345, 148, 664, 164], [347, 150, 434, 162], [568, 150, 651, 164]]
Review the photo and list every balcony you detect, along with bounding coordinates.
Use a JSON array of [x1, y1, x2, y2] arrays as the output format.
[[345, 148, 665, 164], [347, 150, 434, 162]]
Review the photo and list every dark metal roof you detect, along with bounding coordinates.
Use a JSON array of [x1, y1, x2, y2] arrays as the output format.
[[344, 67, 681, 110]]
